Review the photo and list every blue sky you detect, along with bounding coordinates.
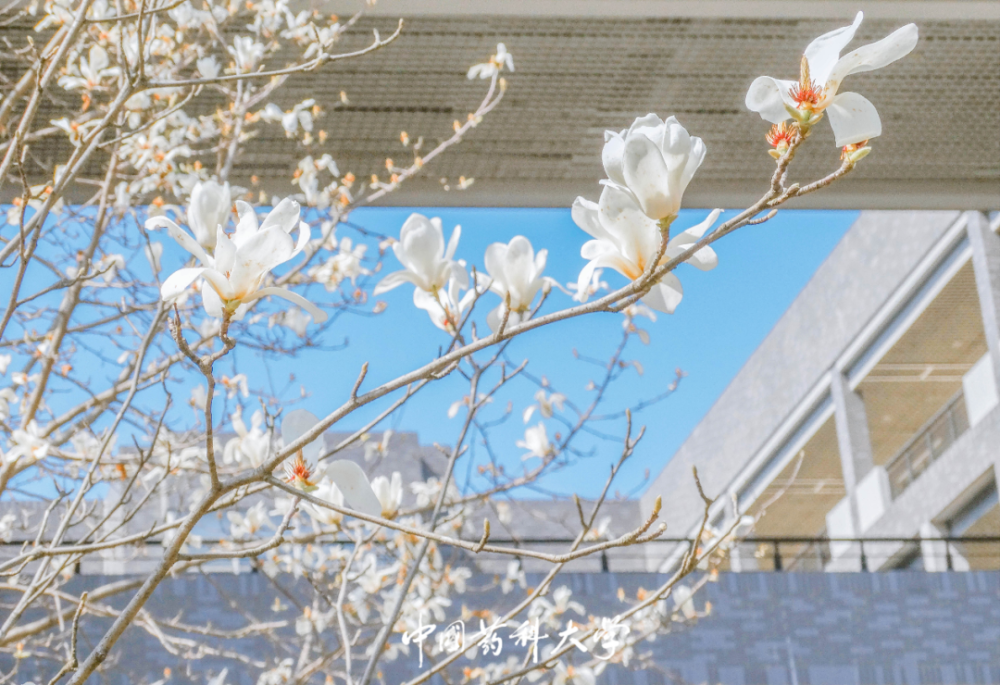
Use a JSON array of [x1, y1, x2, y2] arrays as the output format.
[[3, 204, 856, 500], [230, 206, 858, 499]]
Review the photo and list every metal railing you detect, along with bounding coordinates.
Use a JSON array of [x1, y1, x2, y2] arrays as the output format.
[[456, 536, 1000, 572], [4, 535, 999, 572], [885, 391, 970, 498]]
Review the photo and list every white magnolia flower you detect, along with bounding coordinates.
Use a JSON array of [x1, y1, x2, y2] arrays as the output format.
[[260, 100, 315, 137], [190, 384, 207, 413], [371, 472, 403, 518], [93, 253, 125, 284], [220, 374, 249, 399], [151, 198, 326, 324], [308, 478, 345, 527], [186, 179, 233, 249], [570, 267, 607, 303], [0, 354, 11, 375], [584, 516, 611, 541], [572, 187, 721, 314], [500, 559, 526, 594], [308, 237, 369, 291], [601, 114, 705, 223], [374, 213, 468, 295], [672, 584, 697, 619], [447, 392, 490, 419], [227, 501, 272, 538], [58, 45, 120, 90], [223, 408, 270, 466], [51, 117, 99, 146], [480, 236, 555, 333], [745, 12, 918, 147], [278, 308, 311, 337], [281, 410, 382, 516], [196, 56, 220, 79], [522, 389, 566, 423], [5, 421, 49, 465], [0, 513, 15, 542], [517, 423, 553, 461], [363, 430, 392, 462], [530, 585, 585, 629], [414, 277, 478, 334], [230, 36, 264, 72], [467, 43, 514, 80], [0, 388, 16, 421]]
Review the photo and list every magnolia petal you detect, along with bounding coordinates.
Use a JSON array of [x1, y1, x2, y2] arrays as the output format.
[[486, 304, 504, 333], [666, 209, 721, 270], [89, 45, 110, 72], [642, 273, 684, 314], [622, 134, 676, 220], [372, 269, 420, 295], [661, 120, 692, 168], [214, 227, 237, 275], [745, 76, 798, 124], [679, 137, 707, 195], [412, 287, 449, 331], [260, 197, 301, 233], [188, 180, 231, 248], [571, 196, 612, 243], [396, 213, 444, 285], [445, 224, 462, 261], [228, 227, 295, 299], [581, 239, 609, 261], [827, 91, 881, 146], [200, 268, 234, 300], [504, 236, 536, 307], [664, 240, 718, 271], [291, 220, 311, 259], [804, 11, 863, 85], [577, 243, 637, 291], [201, 279, 225, 318], [598, 183, 658, 268], [148, 217, 212, 266], [674, 208, 722, 243], [325, 460, 383, 517], [233, 201, 258, 247], [448, 261, 470, 291], [161, 267, 205, 300], [281, 408, 326, 462], [628, 113, 666, 148], [244, 286, 328, 324], [483, 241, 507, 285], [827, 23, 919, 94], [601, 131, 627, 186]]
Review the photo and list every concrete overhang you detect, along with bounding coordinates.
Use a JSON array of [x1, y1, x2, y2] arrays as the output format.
[[3, 1, 998, 209]]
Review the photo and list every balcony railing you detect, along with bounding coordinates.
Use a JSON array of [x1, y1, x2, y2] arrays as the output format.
[[885, 391, 970, 498]]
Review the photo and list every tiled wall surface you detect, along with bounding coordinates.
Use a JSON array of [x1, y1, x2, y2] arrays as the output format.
[[4, 571, 998, 684]]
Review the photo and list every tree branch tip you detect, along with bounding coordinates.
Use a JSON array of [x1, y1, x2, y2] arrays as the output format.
[[474, 519, 490, 553], [351, 361, 369, 400]]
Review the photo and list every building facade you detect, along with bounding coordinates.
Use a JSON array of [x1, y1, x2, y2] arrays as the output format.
[[643, 210, 1000, 573]]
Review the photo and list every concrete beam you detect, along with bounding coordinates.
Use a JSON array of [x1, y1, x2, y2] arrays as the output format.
[[324, 0, 1000, 21], [966, 211, 1000, 394]]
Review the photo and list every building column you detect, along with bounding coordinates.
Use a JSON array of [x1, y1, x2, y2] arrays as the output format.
[[966, 210, 1000, 394], [825, 371, 876, 570], [830, 371, 875, 495]]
